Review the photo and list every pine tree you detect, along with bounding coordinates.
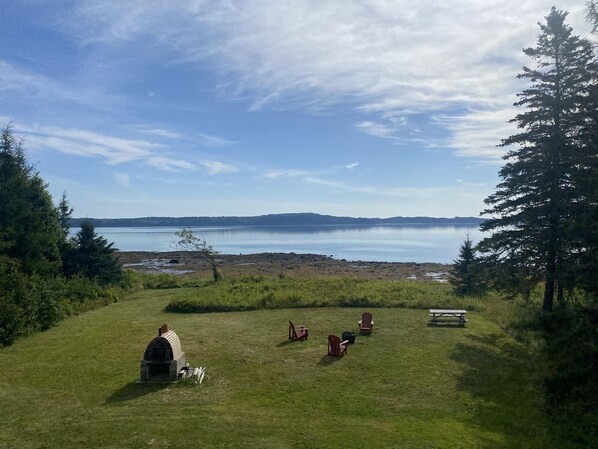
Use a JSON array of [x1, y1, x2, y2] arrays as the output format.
[[450, 235, 484, 296], [57, 192, 73, 241], [64, 220, 122, 284], [478, 8, 598, 311], [0, 126, 63, 276]]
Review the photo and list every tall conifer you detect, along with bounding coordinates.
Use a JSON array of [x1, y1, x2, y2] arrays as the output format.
[[479, 8, 597, 311], [0, 126, 63, 276]]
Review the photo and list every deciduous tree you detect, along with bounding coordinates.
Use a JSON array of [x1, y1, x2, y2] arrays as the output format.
[[174, 228, 221, 282]]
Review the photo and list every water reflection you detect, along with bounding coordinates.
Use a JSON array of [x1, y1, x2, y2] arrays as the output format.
[[69, 225, 484, 263]]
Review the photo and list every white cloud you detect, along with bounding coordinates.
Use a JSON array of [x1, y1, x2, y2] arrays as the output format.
[[59, 1, 595, 162], [18, 124, 198, 172], [114, 173, 130, 187], [433, 107, 518, 162], [345, 162, 359, 169], [261, 169, 309, 180], [132, 125, 182, 139], [147, 156, 197, 171], [200, 160, 239, 175], [355, 121, 398, 139], [196, 132, 237, 148]]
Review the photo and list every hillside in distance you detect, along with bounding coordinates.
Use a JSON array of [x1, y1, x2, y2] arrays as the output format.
[[70, 213, 485, 228]]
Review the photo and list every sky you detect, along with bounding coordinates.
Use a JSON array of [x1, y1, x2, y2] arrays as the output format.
[[1, 1, 594, 219]]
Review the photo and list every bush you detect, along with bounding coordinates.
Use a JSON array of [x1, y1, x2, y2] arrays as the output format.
[[0, 269, 70, 345]]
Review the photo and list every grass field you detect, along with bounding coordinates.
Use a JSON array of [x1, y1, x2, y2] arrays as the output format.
[[0, 285, 569, 449]]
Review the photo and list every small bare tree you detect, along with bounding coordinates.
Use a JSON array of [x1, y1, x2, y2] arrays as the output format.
[[174, 228, 221, 282]]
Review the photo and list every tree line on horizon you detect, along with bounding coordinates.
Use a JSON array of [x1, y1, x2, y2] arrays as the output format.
[[69, 214, 485, 228]]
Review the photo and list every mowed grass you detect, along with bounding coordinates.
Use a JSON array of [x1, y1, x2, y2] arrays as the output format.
[[0, 287, 564, 449]]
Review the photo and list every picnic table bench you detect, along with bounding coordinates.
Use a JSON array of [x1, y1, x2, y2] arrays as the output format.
[[429, 309, 468, 326]]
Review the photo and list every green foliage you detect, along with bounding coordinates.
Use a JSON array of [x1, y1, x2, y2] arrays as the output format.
[[174, 228, 221, 282], [57, 191, 73, 241], [0, 265, 70, 346], [541, 306, 598, 446], [479, 9, 598, 311], [450, 235, 486, 296], [166, 276, 488, 314], [64, 220, 123, 285], [0, 126, 63, 276]]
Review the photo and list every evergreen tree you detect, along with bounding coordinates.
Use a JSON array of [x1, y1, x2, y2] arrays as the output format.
[[57, 192, 73, 241], [0, 126, 63, 276], [478, 9, 597, 311], [64, 220, 122, 285], [571, 1, 598, 297], [450, 235, 485, 296]]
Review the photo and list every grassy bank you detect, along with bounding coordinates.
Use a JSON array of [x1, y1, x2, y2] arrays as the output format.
[[166, 276, 487, 313], [0, 284, 573, 449]]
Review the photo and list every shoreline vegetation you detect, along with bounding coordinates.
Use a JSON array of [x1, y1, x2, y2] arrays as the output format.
[[116, 251, 452, 282]]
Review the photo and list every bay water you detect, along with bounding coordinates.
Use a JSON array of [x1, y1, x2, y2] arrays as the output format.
[[77, 225, 485, 264]]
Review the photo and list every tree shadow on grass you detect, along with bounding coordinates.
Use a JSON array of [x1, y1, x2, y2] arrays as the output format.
[[451, 334, 553, 449], [426, 322, 468, 329], [105, 380, 169, 404]]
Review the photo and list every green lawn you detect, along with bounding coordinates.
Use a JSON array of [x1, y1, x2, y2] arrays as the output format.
[[0, 287, 565, 449]]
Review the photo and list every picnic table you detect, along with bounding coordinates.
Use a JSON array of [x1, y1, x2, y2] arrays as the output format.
[[429, 309, 468, 326]]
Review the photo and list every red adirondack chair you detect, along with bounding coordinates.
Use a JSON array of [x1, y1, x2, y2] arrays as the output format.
[[327, 335, 348, 357], [288, 321, 308, 341], [359, 312, 374, 334]]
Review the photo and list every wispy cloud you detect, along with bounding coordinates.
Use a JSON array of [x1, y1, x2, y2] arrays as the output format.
[[261, 169, 310, 180], [354, 121, 398, 139], [196, 132, 237, 148], [114, 173, 130, 187], [345, 162, 359, 169], [0, 60, 55, 94], [63, 1, 587, 161], [18, 125, 197, 171], [200, 160, 239, 175], [132, 125, 182, 139], [433, 108, 517, 162]]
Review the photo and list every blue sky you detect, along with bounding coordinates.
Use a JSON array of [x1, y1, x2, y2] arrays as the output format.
[[1, 0, 593, 218]]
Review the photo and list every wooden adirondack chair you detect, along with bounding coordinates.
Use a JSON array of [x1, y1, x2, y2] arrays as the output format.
[[359, 312, 374, 334], [288, 321, 308, 341], [327, 335, 348, 357]]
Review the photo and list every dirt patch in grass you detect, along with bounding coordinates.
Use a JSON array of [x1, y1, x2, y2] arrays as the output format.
[[117, 251, 451, 282]]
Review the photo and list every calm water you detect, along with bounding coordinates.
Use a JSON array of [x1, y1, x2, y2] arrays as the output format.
[[74, 225, 484, 264]]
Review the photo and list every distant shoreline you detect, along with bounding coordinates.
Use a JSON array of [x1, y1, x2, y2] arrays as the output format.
[[72, 212, 485, 228], [117, 251, 453, 282]]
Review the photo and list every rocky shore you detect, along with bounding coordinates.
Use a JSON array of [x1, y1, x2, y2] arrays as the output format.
[[117, 251, 452, 282]]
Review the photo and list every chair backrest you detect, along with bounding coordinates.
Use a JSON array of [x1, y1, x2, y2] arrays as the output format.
[[289, 321, 307, 341], [361, 312, 373, 328], [328, 334, 343, 356], [289, 321, 298, 340]]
